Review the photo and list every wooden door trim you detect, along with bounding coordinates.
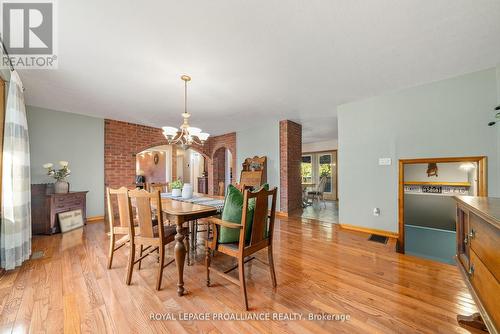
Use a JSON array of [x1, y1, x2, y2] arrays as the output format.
[[397, 156, 487, 253]]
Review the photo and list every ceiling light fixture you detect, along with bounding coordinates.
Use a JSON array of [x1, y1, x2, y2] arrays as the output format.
[[162, 75, 210, 149]]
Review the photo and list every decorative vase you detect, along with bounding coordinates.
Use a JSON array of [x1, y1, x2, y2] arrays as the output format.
[[171, 188, 182, 197], [54, 180, 69, 194], [182, 184, 193, 199]]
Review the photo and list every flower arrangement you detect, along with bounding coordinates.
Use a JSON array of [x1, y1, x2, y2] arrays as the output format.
[[43, 161, 71, 181], [170, 179, 183, 189]]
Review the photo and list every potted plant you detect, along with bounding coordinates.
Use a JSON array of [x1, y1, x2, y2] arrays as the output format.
[[43, 161, 71, 193], [170, 179, 183, 197]]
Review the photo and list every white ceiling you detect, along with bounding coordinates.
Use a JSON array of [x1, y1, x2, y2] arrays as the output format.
[[19, 0, 500, 143]]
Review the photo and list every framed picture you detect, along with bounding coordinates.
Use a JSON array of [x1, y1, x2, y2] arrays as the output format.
[[58, 209, 84, 233]]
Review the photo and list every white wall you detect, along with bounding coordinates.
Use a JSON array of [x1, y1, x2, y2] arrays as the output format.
[[404, 162, 469, 183], [236, 121, 280, 210], [302, 139, 338, 153], [338, 68, 499, 233], [27, 106, 105, 217]]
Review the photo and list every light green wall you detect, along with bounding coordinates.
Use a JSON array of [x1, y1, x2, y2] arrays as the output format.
[[236, 121, 280, 210], [338, 68, 499, 233], [27, 106, 105, 217]]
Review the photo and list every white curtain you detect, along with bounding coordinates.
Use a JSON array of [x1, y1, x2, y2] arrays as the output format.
[[1, 71, 31, 270]]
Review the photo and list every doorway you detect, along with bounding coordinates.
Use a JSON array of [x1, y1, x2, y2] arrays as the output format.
[[136, 145, 172, 185], [398, 156, 487, 262], [299, 150, 338, 223], [176, 148, 206, 192]]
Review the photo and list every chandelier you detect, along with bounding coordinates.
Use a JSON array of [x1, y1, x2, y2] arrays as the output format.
[[162, 75, 210, 149]]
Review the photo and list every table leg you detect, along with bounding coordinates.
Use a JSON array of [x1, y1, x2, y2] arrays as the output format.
[[174, 217, 186, 296]]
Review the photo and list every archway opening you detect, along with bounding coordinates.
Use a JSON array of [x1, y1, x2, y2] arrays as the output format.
[[135, 145, 172, 188]]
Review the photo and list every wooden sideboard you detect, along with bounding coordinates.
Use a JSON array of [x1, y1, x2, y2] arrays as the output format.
[[454, 196, 499, 334], [31, 184, 88, 235]]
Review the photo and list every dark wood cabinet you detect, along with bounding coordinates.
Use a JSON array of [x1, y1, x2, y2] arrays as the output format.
[[454, 196, 499, 333], [31, 184, 88, 235], [198, 177, 208, 194]]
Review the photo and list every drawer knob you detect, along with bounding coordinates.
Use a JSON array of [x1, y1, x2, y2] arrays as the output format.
[[468, 264, 475, 278], [468, 229, 475, 239], [464, 236, 468, 245]]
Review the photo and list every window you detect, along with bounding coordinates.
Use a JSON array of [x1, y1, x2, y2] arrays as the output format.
[[301, 155, 312, 183], [318, 154, 332, 193]]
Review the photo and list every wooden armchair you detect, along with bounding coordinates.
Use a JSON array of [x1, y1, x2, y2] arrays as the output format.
[[205, 186, 278, 310], [126, 189, 189, 290]]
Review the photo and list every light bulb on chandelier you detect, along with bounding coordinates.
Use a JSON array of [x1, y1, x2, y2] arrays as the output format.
[[162, 75, 210, 147]]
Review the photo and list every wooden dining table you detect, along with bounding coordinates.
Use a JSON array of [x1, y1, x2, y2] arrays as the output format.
[[159, 196, 219, 296]]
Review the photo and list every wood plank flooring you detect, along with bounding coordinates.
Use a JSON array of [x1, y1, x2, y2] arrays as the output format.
[[0, 216, 477, 333]]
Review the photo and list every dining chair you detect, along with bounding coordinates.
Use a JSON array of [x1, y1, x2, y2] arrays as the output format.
[[126, 189, 189, 290], [205, 186, 278, 310], [307, 176, 327, 208], [106, 186, 134, 269], [148, 182, 169, 193], [218, 181, 225, 196]]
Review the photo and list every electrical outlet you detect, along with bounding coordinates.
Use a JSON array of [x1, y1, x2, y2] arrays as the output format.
[[378, 158, 392, 166], [373, 208, 380, 216]]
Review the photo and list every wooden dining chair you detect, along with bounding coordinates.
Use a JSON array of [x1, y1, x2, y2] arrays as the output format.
[[106, 187, 134, 269], [126, 189, 189, 290], [205, 186, 278, 310], [307, 176, 327, 208], [218, 181, 225, 196], [148, 182, 169, 193]]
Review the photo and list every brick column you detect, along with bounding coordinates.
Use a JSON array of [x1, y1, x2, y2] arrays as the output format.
[[279, 120, 302, 213]]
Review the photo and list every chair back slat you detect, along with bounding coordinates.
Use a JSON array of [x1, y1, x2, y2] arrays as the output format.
[[107, 187, 131, 229], [241, 187, 277, 248], [317, 176, 327, 193], [128, 189, 161, 239], [218, 181, 225, 196]]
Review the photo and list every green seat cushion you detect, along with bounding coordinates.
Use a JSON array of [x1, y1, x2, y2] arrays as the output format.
[[218, 184, 269, 244]]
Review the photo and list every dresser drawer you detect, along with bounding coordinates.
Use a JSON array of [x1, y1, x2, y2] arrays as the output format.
[[470, 212, 500, 281], [54, 195, 83, 209], [469, 251, 500, 330]]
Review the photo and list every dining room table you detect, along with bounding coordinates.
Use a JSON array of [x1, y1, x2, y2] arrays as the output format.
[[157, 194, 222, 296]]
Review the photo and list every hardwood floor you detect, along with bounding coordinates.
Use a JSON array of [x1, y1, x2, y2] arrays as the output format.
[[0, 216, 476, 333], [290, 200, 339, 224]]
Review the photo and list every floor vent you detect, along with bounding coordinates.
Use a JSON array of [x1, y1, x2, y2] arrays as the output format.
[[31, 251, 45, 259], [368, 234, 388, 244]]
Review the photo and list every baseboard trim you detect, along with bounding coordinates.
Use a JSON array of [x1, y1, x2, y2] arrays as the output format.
[[86, 216, 105, 223], [339, 224, 398, 238]]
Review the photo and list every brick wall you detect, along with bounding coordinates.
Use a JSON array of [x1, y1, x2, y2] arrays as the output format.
[[212, 147, 226, 195], [104, 119, 235, 195], [279, 120, 302, 213]]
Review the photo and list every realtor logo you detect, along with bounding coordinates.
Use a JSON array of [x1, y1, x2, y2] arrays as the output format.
[[1, 0, 57, 69]]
